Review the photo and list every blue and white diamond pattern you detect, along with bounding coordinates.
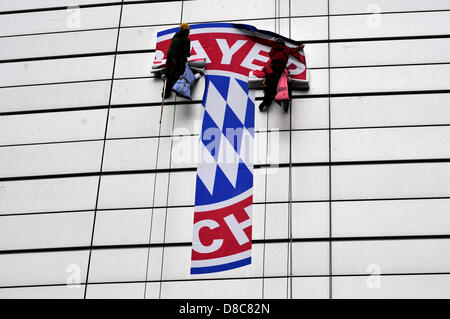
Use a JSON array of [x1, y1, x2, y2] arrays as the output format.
[[197, 75, 255, 197], [226, 77, 248, 124], [204, 80, 227, 130], [197, 143, 217, 194]]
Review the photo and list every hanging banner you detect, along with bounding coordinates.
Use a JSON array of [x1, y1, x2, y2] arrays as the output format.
[[154, 23, 308, 274]]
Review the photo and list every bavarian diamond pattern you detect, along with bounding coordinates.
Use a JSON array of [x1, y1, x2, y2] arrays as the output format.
[[197, 75, 255, 198], [197, 143, 218, 194], [204, 80, 227, 130], [227, 78, 248, 124]]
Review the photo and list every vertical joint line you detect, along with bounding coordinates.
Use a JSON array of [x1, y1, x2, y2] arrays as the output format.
[[327, 0, 333, 300], [274, 0, 277, 34], [287, 0, 293, 300], [83, 0, 125, 299], [157, 96, 178, 299], [156, 0, 185, 300], [261, 86, 270, 299], [277, 0, 281, 35]]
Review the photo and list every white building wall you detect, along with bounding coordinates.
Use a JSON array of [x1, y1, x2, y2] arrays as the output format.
[[0, 0, 450, 299]]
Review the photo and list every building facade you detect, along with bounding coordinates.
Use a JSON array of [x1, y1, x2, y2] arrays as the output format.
[[0, 0, 450, 298]]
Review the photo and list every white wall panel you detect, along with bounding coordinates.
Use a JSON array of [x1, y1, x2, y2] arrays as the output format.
[[182, 0, 275, 23], [0, 250, 89, 286], [291, 98, 329, 130], [333, 239, 450, 275], [263, 202, 325, 239], [333, 274, 450, 299], [161, 244, 263, 280], [0, 212, 93, 250], [267, 104, 291, 132], [86, 282, 145, 299], [0, 6, 121, 37], [118, 24, 178, 51], [171, 135, 198, 169], [0, 176, 99, 215], [291, 17, 328, 41], [282, 18, 295, 38], [332, 126, 450, 161], [0, 29, 118, 61], [264, 203, 288, 239], [263, 277, 288, 299], [0, 56, 114, 87], [173, 103, 203, 135], [93, 209, 152, 246], [0, 285, 85, 299], [0, 81, 111, 113], [331, 38, 450, 67], [265, 167, 289, 202], [114, 52, 155, 79], [293, 202, 330, 238], [121, 2, 182, 27], [0, 1, 120, 12], [107, 106, 174, 139], [103, 138, 158, 171], [151, 173, 170, 208], [144, 282, 160, 299], [255, 101, 268, 132], [153, 138, 176, 170], [290, 0, 328, 17], [247, 243, 332, 278], [160, 278, 262, 299], [254, 132, 268, 166], [164, 207, 194, 243], [332, 199, 450, 237], [330, 0, 450, 15], [155, 136, 172, 170], [265, 277, 329, 300], [331, 64, 450, 94], [88, 248, 148, 283], [292, 166, 329, 201], [296, 69, 329, 96], [291, 130, 329, 163], [149, 209, 165, 244], [97, 173, 155, 209], [332, 163, 450, 200], [267, 131, 289, 165], [111, 78, 191, 105], [0, 109, 107, 145], [292, 277, 329, 299], [167, 171, 196, 206], [331, 94, 450, 128], [330, 11, 450, 39], [0, 141, 103, 178], [146, 247, 162, 281], [112, 77, 205, 104], [292, 242, 329, 276], [264, 243, 288, 276], [252, 203, 265, 240], [303, 43, 329, 69]]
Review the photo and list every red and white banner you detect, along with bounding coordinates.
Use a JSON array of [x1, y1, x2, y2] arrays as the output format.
[[154, 23, 308, 274]]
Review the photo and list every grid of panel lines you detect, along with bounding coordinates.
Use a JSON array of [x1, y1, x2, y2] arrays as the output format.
[[1, 0, 450, 299]]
